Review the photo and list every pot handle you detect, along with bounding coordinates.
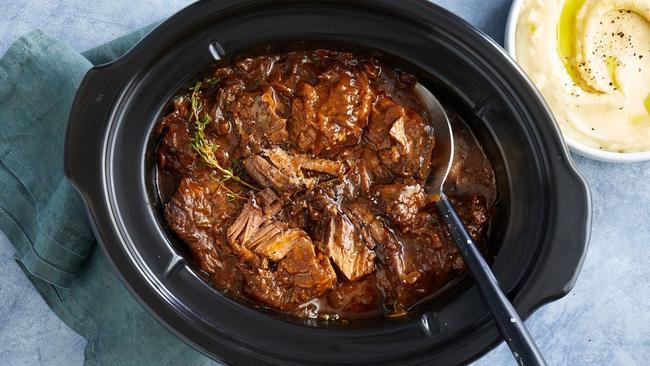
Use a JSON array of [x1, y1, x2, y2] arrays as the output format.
[[64, 66, 123, 195]]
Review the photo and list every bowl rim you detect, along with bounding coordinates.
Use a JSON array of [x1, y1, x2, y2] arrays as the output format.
[[504, 0, 650, 163]]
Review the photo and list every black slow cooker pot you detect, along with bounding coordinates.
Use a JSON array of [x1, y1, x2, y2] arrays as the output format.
[[64, 0, 591, 364]]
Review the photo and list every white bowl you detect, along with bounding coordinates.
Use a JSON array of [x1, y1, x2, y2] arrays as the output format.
[[505, 0, 650, 162]]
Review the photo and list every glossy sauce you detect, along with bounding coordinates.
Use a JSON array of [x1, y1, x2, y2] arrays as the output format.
[[156, 49, 497, 319]]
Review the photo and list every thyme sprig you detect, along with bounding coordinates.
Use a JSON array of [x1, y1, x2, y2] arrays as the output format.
[[226, 191, 244, 202], [209, 172, 245, 202], [188, 81, 260, 194], [189, 77, 221, 94]]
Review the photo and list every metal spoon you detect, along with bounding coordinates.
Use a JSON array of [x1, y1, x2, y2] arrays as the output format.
[[413, 84, 547, 366]]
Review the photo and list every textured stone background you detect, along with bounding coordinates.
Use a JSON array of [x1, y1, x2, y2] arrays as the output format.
[[1, 1, 649, 365]]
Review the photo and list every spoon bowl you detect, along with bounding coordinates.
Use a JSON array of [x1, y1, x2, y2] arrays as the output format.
[[414, 83, 454, 196]]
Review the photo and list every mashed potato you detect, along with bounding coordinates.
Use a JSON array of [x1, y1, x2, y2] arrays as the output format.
[[516, 0, 650, 152]]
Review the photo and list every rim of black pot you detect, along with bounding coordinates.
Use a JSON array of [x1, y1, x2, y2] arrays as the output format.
[[64, 0, 591, 364]]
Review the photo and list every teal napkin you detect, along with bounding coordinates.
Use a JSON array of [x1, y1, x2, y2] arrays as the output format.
[[0, 27, 213, 365]]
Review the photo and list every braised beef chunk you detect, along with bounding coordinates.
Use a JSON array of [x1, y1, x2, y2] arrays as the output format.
[[289, 58, 375, 155], [267, 147, 344, 177], [225, 188, 336, 310], [264, 147, 343, 184], [366, 96, 435, 181], [325, 275, 380, 315], [164, 177, 244, 294], [232, 86, 290, 153], [307, 188, 375, 281], [374, 183, 427, 232], [449, 195, 489, 247], [246, 223, 304, 262], [157, 49, 497, 319], [243, 155, 295, 192], [323, 214, 376, 281], [227, 189, 305, 262], [244, 236, 336, 310], [243, 147, 343, 194], [227, 188, 283, 260], [343, 202, 419, 284], [156, 100, 196, 175]]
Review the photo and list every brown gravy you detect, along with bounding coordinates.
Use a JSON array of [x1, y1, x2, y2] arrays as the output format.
[[155, 49, 496, 319]]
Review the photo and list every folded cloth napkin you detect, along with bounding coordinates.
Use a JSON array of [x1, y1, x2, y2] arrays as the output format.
[[0, 26, 213, 365]]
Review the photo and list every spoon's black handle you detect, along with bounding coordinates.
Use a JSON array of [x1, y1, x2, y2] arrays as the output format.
[[435, 194, 547, 366]]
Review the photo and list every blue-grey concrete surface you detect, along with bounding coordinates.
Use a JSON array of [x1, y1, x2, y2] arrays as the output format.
[[1, 1, 649, 365]]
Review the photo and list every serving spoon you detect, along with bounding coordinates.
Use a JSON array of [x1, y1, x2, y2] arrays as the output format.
[[413, 84, 547, 366]]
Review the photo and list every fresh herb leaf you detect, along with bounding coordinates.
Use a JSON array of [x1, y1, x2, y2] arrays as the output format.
[[188, 77, 221, 94], [188, 81, 259, 192], [231, 158, 243, 175], [226, 190, 243, 202]]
